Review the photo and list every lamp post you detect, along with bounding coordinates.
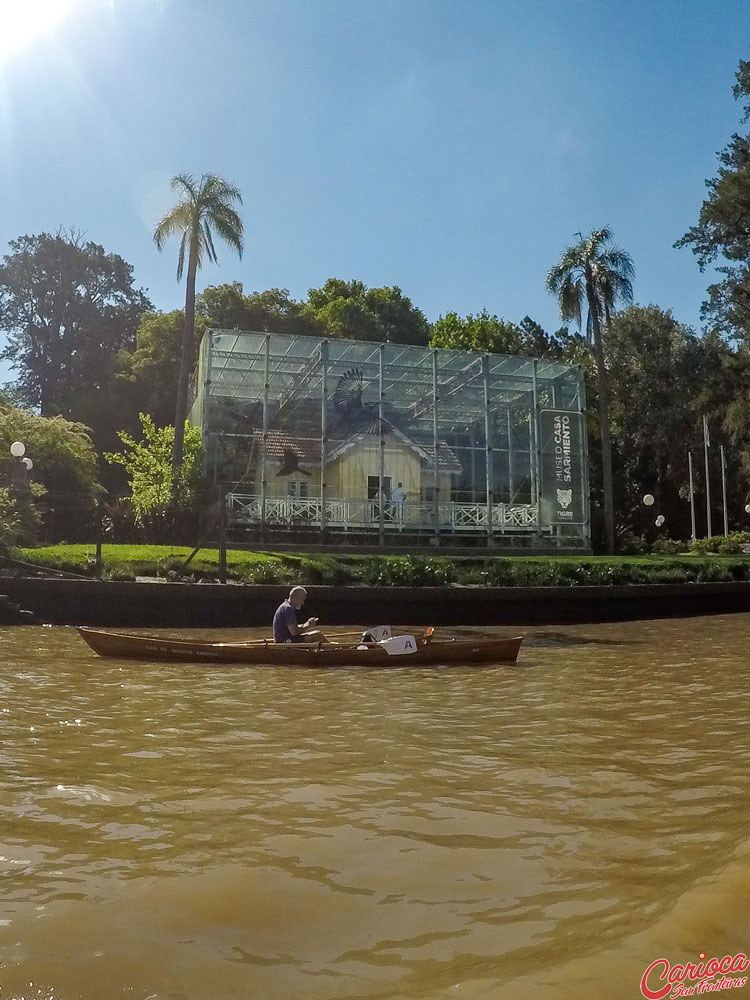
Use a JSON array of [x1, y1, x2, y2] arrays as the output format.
[[8, 441, 32, 493]]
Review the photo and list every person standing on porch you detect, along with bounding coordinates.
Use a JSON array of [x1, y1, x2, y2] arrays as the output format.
[[392, 482, 406, 526]]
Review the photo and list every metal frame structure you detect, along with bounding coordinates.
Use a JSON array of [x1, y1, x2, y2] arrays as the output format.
[[189, 329, 590, 548]]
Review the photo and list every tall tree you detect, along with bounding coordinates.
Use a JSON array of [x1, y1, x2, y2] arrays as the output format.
[[153, 173, 244, 475], [605, 306, 707, 540], [197, 282, 321, 336], [675, 59, 750, 342], [0, 402, 103, 541], [113, 310, 208, 432], [546, 228, 634, 553], [302, 278, 430, 344], [430, 310, 564, 358], [0, 231, 151, 417], [430, 310, 523, 353]]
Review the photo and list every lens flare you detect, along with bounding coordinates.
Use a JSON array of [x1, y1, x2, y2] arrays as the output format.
[[0, 0, 72, 63]]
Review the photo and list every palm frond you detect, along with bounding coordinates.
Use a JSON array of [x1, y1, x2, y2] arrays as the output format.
[[559, 276, 584, 326], [209, 208, 244, 257], [599, 247, 635, 278], [202, 221, 218, 265], [153, 171, 244, 278], [176, 230, 188, 281], [153, 204, 191, 252], [171, 173, 198, 200], [548, 226, 634, 328]]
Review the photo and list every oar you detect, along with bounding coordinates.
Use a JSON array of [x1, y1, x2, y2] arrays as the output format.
[[216, 629, 366, 648], [218, 625, 422, 648]]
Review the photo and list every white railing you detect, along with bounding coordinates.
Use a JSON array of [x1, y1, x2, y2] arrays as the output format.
[[227, 494, 539, 532]]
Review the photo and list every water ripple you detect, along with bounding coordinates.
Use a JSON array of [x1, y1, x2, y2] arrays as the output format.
[[0, 617, 748, 999]]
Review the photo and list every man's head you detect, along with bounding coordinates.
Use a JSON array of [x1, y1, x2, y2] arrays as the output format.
[[398, 482, 403, 488], [289, 586, 307, 610]]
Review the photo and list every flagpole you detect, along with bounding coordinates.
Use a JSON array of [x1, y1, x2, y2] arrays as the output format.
[[703, 414, 712, 538], [721, 445, 728, 537], [688, 451, 696, 543]]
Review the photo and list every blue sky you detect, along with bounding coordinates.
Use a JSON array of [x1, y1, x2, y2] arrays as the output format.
[[0, 0, 748, 383]]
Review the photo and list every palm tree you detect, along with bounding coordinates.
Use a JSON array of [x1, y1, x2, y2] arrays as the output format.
[[154, 173, 244, 478], [546, 227, 634, 553]]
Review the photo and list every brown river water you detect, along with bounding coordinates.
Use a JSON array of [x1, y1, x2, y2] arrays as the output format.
[[1, 615, 749, 1000]]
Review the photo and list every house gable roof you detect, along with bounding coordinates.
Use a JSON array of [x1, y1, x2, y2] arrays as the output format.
[[254, 426, 463, 475], [326, 425, 462, 474]]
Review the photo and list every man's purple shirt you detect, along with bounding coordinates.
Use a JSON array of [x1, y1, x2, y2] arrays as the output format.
[[273, 599, 300, 643]]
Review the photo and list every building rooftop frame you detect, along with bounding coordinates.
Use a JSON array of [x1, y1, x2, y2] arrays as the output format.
[[202, 329, 582, 418]]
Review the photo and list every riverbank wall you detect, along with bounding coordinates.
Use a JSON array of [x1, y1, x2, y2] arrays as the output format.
[[2, 577, 750, 627]]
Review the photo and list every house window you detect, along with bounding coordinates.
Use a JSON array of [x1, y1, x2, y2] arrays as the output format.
[[288, 480, 309, 499], [367, 475, 392, 500]]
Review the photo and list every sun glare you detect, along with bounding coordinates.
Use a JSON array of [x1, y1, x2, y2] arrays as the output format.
[[0, 0, 72, 63]]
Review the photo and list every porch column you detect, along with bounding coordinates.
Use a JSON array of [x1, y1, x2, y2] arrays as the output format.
[[379, 343, 385, 547], [320, 340, 328, 537], [482, 355, 493, 546], [432, 349, 440, 542], [260, 334, 270, 537], [507, 404, 514, 504], [531, 359, 541, 543], [201, 330, 214, 477]]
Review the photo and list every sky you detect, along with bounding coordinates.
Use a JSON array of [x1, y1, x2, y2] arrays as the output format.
[[0, 0, 749, 384]]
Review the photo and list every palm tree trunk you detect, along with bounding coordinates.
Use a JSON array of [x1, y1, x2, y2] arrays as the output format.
[[171, 250, 198, 482], [586, 276, 616, 553]]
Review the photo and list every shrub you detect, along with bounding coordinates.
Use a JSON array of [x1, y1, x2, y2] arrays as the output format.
[[296, 556, 360, 586], [0, 484, 45, 549], [361, 555, 456, 587], [618, 532, 650, 555], [238, 561, 288, 585], [651, 538, 687, 555]]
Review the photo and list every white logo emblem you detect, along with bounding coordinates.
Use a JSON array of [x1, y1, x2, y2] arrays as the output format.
[[557, 489, 573, 509]]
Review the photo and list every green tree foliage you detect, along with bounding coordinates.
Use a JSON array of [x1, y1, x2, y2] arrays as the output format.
[[429, 310, 564, 356], [301, 278, 430, 344], [710, 339, 750, 486], [0, 403, 101, 541], [605, 306, 710, 538], [0, 404, 100, 498], [0, 231, 151, 416], [197, 282, 320, 336], [0, 486, 46, 550], [430, 310, 521, 352], [104, 414, 202, 521], [676, 59, 750, 340], [154, 173, 244, 476], [113, 310, 208, 432], [546, 228, 635, 553]]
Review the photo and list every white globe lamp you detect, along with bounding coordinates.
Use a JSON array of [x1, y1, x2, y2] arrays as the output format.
[[10, 441, 25, 458], [643, 494, 655, 506], [655, 515, 665, 527]]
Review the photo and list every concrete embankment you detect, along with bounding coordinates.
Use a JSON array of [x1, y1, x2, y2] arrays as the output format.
[[1, 577, 750, 627]]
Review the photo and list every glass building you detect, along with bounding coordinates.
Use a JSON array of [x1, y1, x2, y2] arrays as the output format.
[[189, 330, 590, 548]]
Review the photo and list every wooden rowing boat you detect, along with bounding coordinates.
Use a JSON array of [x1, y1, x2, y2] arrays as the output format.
[[76, 627, 523, 667]]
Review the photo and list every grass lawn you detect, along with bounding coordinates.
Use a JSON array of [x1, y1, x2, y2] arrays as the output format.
[[16, 544, 284, 570], [10, 543, 750, 587]]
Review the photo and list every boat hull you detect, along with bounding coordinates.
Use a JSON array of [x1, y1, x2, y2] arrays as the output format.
[[76, 627, 522, 667]]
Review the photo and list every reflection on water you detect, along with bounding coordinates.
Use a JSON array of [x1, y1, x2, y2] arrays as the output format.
[[1, 616, 749, 1000]]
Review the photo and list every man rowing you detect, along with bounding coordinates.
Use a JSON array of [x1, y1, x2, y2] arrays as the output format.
[[272, 586, 329, 644]]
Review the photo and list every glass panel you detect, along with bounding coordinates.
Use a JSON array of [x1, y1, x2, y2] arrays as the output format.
[[197, 329, 588, 544]]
